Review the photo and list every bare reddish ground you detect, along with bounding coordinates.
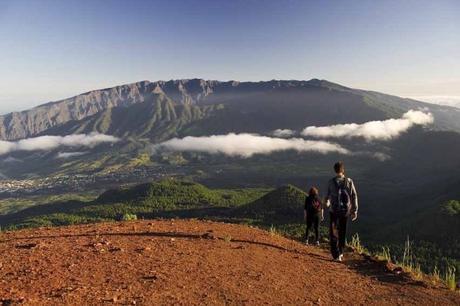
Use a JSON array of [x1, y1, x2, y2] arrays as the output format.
[[0, 219, 458, 305]]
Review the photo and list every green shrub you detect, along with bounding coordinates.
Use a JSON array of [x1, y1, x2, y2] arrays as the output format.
[[223, 234, 232, 243], [118, 213, 138, 221], [378, 246, 392, 262], [401, 236, 415, 271], [269, 224, 278, 236], [443, 200, 460, 216], [444, 266, 457, 291], [349, 233, 367, 254], [432, 265, 441, 281]]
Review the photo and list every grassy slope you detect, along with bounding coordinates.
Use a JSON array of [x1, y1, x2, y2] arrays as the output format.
[[0, 180, 270, 229], [0, 193, 99, 216]]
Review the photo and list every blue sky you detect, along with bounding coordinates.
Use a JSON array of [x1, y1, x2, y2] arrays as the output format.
[[0, 0, 459, 114]]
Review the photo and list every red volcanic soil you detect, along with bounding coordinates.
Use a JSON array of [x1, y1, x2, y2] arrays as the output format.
[[0, 219, 458, 305]]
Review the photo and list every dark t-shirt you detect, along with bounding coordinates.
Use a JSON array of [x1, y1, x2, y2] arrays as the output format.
[[305, 195, 321, 215]]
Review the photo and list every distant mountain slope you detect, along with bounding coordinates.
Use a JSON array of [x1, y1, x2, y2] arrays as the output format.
[[0, 180, 269, 228], [34, 83, 390, 139], [1, 79, 460, 140], [39, 92, 222, 142], [235, 185, 306, 223]]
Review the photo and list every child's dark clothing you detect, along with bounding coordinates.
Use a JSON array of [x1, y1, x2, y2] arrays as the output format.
[[304, 195, 322, 242]]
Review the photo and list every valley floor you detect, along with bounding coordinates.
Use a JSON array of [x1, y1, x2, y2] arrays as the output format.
[[0, 220, 458, 305]]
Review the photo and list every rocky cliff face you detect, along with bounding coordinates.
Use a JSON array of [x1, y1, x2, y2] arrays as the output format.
[[0, 81, 151, 140], [0, 79, 229, 140]]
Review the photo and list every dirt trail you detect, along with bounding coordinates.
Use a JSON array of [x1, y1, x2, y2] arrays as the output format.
[[0, 220, 458, 305]]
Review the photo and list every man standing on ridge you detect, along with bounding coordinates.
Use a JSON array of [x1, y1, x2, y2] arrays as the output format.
[[325, 161, 358, 262]]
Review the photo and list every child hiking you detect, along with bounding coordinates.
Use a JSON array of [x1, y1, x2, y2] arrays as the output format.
[[304, 187, 324, 245], [325, 161, 358, 262]]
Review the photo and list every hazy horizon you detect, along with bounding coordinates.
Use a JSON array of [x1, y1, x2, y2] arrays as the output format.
[[1, 0, 459, 114]]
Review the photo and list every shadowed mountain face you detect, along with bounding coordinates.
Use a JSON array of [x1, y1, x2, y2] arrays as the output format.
[[1, 79, 460, 140]]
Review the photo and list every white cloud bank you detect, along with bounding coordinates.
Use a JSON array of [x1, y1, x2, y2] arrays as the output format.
[[301, 110, 433, 141], [57, 151, 88, 159], [152, 133, 349, 158], [272, 129, 295, 138], [0, 133, 119, 156]]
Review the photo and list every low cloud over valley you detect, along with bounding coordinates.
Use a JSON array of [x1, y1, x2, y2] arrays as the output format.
[[152, 133, 349, 158], [0, 133, 118, 156], [301, 110, 433, 141]]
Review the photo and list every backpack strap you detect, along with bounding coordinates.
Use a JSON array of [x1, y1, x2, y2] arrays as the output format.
[[344, 177, 349, 189], [334, 176, 347, 188]]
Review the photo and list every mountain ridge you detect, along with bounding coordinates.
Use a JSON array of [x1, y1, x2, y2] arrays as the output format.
[[2, 78, 460, 141]]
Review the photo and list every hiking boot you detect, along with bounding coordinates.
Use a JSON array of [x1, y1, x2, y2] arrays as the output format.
[[334, 254, 344, 262]]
